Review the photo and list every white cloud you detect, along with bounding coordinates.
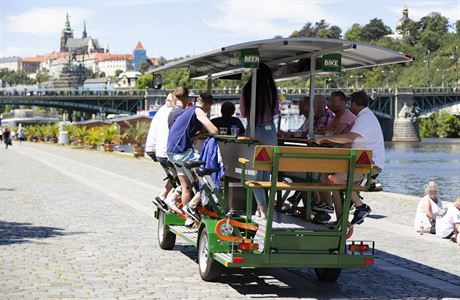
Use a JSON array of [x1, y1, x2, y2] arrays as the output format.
[[4, 7, 96, 35], [205, 0, 345, 38], [388, 1, 459, 22]]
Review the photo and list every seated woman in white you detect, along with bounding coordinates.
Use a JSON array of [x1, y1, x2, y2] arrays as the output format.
[[414, 181, 443, 233]]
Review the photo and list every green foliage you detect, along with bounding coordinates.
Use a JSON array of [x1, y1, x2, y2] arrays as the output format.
[[419, 112, 460, 138], [135, 73, 153, 89], [139, 61, 150, 74], [290, 19, 342, 39], [101, 124, 121, 144], [360, 18, 392, 41], [84, 127, 103, 146], [0, 68, 35, 85], [114, 69, 124, 77], [122, 121, 150, 146]]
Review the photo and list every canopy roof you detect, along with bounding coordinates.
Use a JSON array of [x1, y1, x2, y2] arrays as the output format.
[[149, 38, 413, 80]]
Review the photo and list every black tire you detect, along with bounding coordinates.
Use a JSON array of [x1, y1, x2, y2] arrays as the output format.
[[158, 210, 176, 250], [198, 228, 223, 282], [314, 268, 342, 282]]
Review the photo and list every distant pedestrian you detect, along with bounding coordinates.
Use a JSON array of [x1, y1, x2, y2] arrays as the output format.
[[436, 197, 460, 245], [414, 181, 443, 234], [0, 127, 3, 143], [3, 127, 12, 149]]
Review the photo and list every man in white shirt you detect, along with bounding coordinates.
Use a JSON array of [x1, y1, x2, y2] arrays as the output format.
[[316, 91, 385, 225], [145, 93, 176, 210], [436, 198, 460, 245]]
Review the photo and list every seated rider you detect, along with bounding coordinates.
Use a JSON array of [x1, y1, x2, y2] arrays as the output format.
[[145, 93, 175, 209], [316, 91, 384, 225], [166, 92, 218, 224], [211, 101, 245, 135]]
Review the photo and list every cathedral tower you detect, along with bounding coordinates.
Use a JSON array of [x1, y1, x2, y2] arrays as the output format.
[[60, 13, 74, 52]]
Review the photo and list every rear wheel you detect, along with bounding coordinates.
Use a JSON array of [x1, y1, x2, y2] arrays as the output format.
[[314, 268, 342, 282], [158, 210, 176, 250], [198, 228, 223, 282]]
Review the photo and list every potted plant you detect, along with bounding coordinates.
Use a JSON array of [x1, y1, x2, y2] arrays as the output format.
[[36, 125, 46, 142], [84, 127, 102, 150], [75, 126, 90, 146], [101, 124, 121, 152], [122, 121, 150, 158], [24, 126, 36, 142]]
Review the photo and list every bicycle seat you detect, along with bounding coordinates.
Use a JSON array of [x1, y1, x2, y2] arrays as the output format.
[[195, 167, 220, 177], [183, 160, 206, 169]]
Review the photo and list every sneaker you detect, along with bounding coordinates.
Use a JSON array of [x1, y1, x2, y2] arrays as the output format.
[[152, 196, 168, 211], [183, 204, 201, 222], [312, 202, 334, 214], [164, 197, 182, 214], [350, 204, 371, 225], [184, 218, 195, 228]]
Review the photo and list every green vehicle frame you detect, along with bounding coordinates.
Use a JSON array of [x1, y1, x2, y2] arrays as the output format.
[[150, 38, 412, 282]]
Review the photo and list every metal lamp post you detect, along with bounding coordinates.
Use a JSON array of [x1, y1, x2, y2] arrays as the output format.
[[423, 50, 433, 88], [350, 75, 363, 89]]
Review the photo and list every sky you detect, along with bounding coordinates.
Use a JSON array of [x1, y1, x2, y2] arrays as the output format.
[[0, 0, 459, 59]]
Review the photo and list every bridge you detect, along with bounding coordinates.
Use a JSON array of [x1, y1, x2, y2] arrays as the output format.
[[0, 90, 146, 115], [1, 87, 459, 140]]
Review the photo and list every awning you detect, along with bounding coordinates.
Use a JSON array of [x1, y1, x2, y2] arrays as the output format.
[[149, 38, 413, 80]]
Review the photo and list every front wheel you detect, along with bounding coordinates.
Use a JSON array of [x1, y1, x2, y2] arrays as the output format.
[[158, 210, 176, 250], [198, 228, 223, 282], [314, 268, 342, 282]]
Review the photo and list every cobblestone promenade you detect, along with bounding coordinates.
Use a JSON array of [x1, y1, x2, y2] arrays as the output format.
[[1, 143, 459, 299]]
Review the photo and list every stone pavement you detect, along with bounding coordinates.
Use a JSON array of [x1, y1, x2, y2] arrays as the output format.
[[0, 142, 459, 299]]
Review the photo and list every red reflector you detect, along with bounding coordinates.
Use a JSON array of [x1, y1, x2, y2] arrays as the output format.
[[255, 148, 270, 161], [356, 152, 371, 165], [364, 258, 374, 265], [359, 245, 369, 252], [239, 243, 249, 250], [233, 257, 244, 263]]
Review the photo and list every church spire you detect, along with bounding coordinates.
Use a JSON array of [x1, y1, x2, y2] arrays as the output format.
[[63, 12, 73, 33], [82, 21, 87, 38]]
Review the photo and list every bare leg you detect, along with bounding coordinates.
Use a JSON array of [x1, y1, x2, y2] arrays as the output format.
[[161, 180, 173, 199], [178, 175, 192, 205]]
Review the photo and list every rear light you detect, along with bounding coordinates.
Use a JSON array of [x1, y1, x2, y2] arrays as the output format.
[[232, 257, 244, 263], [239, 243, 259, 251], [346, 241, 374, 255], [348, 244, 369, 252], [364, 258, 374, 265]]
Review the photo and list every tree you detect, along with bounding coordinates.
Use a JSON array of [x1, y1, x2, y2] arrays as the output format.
[[135, 73, 153, 89], [418, 12, 449, 34], [359, 18, 392, 41], [289, 20, 341, 39], [139, 61, 150, 74], [99, 71, 106, 78], [344, 23, 363, 41], [456, 20, 460, 37], [36, 70, 50, 84], [114, 69, 123, 77]]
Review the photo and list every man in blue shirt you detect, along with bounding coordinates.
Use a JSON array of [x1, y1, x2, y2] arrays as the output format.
[[167, 92, 218, 222]]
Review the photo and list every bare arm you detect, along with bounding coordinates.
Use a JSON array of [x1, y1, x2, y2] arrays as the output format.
[[316, 132, 360, 145], [196, 108, 219, 135], [421, 198, 434, 220]]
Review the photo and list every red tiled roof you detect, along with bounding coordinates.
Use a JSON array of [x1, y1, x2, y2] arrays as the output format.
[[135, 41, 144, 50], [22, 55, 46, 63]]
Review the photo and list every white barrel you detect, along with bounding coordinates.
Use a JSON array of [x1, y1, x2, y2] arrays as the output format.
[[58, 131, 69, 144]]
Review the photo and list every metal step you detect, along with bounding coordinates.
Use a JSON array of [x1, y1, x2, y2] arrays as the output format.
[[169, 225, 198, 244]]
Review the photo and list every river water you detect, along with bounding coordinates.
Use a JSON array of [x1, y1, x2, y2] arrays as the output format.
[[380, 138, 460, 202]]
